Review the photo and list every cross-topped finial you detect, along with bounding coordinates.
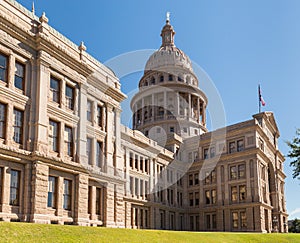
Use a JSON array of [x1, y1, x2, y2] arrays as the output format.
[[166, 12, 170, 22]]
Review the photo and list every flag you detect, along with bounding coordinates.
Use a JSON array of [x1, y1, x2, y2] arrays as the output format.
[[258, 85, 266, 106]]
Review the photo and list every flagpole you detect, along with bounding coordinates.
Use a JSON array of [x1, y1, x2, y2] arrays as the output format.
[[258, 85, 261, 113]]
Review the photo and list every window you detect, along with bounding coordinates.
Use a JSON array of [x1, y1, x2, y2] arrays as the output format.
[[178, 76, 183, 82], [13, 109, 23, 144], [160, 75, 164, 82], [203, 148, 209, 159], [210, 146, 215, 158], [10, 170, 20, 206], [206, 214, 211, 229], [211, 170, 216, 183], [49, 120, 59, 152], [229, 141, 236, 153], [14, 62, 25, 90], [96, 188, 102, 215], [194, 173, 199, 185], [97, 105, 103, 127], [212, 189, 217, 204], [241, 212, 247, 228], [64, 126, 73, 157], [86, 137, 92, 165], [96, 141, 103, 168], [47, 176, 56, 208], [212, 214, 217, 229], [232, 212, 238, 229], [239, 185, 246, 201], [205, 172, 210, 184], [189, 174, 193, 186], [0, 53, 7, 82], [238, 164, 245, 178], [237, 140, 244, 152], [50, 77, 60, 103], [189, 192, 193, 206], [170, 127, 174, 133], [151, 77, 155, 84], [87, 100, 92, 122], [247, 136, 254, 145], [195, 192, 199, 206], [205, 190, 210, 204], [230, 166, 237, 180], [65, 85, 74, 110], [168, 74, 173, 81], [231, 186, 237, 202], [63, 179, 72, 210], [0, 103, 6, 139]]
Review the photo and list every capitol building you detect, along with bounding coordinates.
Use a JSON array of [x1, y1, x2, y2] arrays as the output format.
[[0, 0, 288, 232]]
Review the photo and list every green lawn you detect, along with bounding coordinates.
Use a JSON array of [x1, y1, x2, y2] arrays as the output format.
[[0, 222, 299, 243]]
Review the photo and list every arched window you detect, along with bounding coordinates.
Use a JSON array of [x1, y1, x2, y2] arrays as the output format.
[[178, 76, 183, 82], [160, 75, 164, 82], [151, 77, 155, 85], [168, 74, 173, 81]]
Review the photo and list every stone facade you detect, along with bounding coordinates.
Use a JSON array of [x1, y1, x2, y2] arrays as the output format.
[[0, 0, 288, 232]]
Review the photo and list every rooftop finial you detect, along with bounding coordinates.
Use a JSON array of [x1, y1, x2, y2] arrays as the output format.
[[166, 12, 170, 23], [32, 1, 35, 15]]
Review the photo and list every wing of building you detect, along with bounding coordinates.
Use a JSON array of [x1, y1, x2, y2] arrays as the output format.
[[0, 0, 288, 232]]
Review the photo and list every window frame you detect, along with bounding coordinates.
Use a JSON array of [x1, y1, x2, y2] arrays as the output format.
[[65, 84, 74, 110], [50, 76, 60, 104], [64, 126, 73, 157], [63, 179, 72, 210], [0, 103, 7, 139], [9, 169, 20, 206], [49, 120, 59, 152], [14, 61, 25, 91], [47, 176, 57, 208], [13, 108, 24, 144], [0, 53, 8, 83]]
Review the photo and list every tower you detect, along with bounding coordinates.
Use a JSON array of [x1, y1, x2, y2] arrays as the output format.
[[131, 16, 208, 152]]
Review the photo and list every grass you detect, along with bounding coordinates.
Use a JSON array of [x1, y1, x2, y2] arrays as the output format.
[[0, 222, 299, 243]]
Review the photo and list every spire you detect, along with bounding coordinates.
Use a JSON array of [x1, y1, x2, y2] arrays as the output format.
[[32, 2, 35, 15], [160, 12, 175, 47]]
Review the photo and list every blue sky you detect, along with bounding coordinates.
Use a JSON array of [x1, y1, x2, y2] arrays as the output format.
[[17, 0, 300, 219]]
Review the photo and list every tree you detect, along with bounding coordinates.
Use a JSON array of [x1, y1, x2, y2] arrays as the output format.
[[289, 218, 300, 233], [286, 129, 300, 180]]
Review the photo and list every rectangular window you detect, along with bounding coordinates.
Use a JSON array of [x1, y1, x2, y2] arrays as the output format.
[[212, 214, 217, 229], [194, 173, 199, 185], [239, 185, 246, 201], [63, 179, 72, 210], [65, 85, 74, 110], [189, 174, 193, 186], [86, 137, 92, 165], [232, 212, 238, 229], [229, 141, 236, 153], [212, 189, 217, 204], [13, 109, 23, 144], [206, 214, 211, 229], [241, 211, 247, 228], [211, 170, 216, 183], [170, 127, 174, 133], [96, 141, 103, 168], [50, 77, 60, 103], [203, 148, 209, 159], [97, 105, 103, 127], [0, 103, 6, 139], [230, 166, 237, 180], [47, 176, 56, 208], [14, 62, 25, 90], [210, 146, 215, 158], [205, 190, 210, 204], [0, 53, 7, 82], [237, 140, 244, 152], [49, 120, 59, 152], [205, 171, 210, 184], [10, 170, 20, 206], [238, 164, 245, 178], [96, 188, 101, 215], [195, 192, 199, 206], [87, 100, 92, 122], [231, 186, 237, 202], [189, 192, 193, 206], [64, 126, 73, 157], [130, 177, 133, 195]]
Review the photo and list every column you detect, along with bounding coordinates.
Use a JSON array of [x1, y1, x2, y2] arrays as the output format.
[[74, 174, 89, 226], [175, 92, 179, 116], [224, 164, 229, 205], [125, 149, 130, 196], [7, 53, 15, 89], [188, 93, 191, 118], [5, 103, 14, 146], [197, 97, 200, 122], [151, 94, 155, 121], [31, 162, 49, 224], [56, 176, 64, 221], [114, 107, 123, 175], [33, 57, 50, 153], [105, 104, 114, 174], [90, 186, 96, 220], [141, 98, 145, 125], [1, 166, 10, 215], [246, 160, 252, 202]]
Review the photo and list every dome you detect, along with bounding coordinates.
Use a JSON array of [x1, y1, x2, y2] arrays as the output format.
[[145, 18, 193, 72]]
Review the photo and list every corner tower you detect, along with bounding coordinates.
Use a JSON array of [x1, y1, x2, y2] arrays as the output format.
[[131, 15, 207, 152]]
